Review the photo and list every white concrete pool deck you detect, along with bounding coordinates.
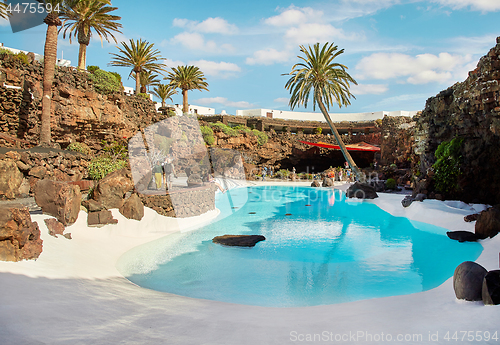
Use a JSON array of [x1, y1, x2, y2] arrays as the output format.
[[1, 181, 499, 344]]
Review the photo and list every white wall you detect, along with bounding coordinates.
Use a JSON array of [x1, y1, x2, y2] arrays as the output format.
[[236, 108, 418, 122], [154, 103, 215, 115]]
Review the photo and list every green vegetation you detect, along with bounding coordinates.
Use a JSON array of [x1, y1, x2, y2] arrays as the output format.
[[87, 65, 100, 73], [200, 125, 215, 145], [432, 137, 464, 193], [276, 169, 290, 179], [0, 49, 29, 64], [88, 156, 127, 180], [385, 178, 397, 189], [234, 125, 253, 134], [67, 142, 92, 155], [210, 122, 239, 137], [166, 65, 209, 114], [252, 129, 268, 146], [138, 92, 150, 100], [314, 127, 323, 134], [88, 68, 121, 94]]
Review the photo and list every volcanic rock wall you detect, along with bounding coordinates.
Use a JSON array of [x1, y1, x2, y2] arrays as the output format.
[[414, 37, 500, 204], [0, 55, 166, 149]]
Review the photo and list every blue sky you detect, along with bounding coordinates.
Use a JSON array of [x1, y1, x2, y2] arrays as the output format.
[[1, 0, 499, 115]]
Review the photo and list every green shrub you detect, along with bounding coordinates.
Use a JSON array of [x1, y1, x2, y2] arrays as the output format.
[[102, 140, 128, 160], [314, 127, 323, 134], [138, 92, 150, 99], [14, 52, 29, 64], [210, 122, 239, 137], [88, 155, 127, 180], [234, 125, 253, 134], [0, 48, 13, 56], [252, 129, 268, 146], [109, 71, 122, 84], [385, 178, 397, 189], [276, 169, 290, 179], [432, 137, 463, 193], [390, 163, 397, 169], [87, 65, 100, 73], [67, 142, 92, 155], [89, 69, 121, 95], [200, 125, 215, 145]]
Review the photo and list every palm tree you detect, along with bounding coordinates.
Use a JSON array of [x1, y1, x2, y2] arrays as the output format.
[[152, 84, 177, 108], [60, 0, 122, 71], [166, 65, 209, 114], [39, 0, 66, 147], [284, 42, 362, 180], [131, 70, 161, 93], [0, 2, 9, 20], [109, 39, 166, 94]]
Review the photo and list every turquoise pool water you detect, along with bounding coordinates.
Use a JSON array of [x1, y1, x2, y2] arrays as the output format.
[[118, 186, 483, 307]]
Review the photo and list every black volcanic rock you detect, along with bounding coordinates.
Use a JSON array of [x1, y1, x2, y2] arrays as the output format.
[[212, 235, 266, 247], [446, 231, 481, 242]]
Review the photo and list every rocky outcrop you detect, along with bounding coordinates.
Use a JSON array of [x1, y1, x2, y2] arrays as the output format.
[[482, 270, 500, 305], [475, 205, 500, 239], [34, 179, 82, 226], [0, 55, 167, 149], [414, 37, 500, 204], [453, 261, 488, 301], [212, 234, 266, 247], [322, 177, 334, 187], [0, 205, 42, 261], [446, 231, 481, 242], [92, 168, 134, 209], [44, 218, 65, 238], [311, 180, 321, 187], [0, 157, 23, 199], [346, 182, 378, 199], [87, 210, 118, 227], [119, 193, 144, 221]]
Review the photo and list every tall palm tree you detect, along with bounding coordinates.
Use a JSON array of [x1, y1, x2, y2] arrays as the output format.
[[60, 0, 122, 71], [284, 42, 362, 180], [109, 39, 166, 94], [152, 84, 177, 108], [166, 65, 209, 114], [131, 70, 161, 93], [39, 0, 66, 147]]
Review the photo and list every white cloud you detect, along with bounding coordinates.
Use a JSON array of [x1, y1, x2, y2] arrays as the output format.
[[246, 48, 290, 65], [351, 84, 388, 95], [432, 0, 500, 12], [189, 60, 241, 78], [196, 97, 255, 108], [285, 23, 360, 45], [171, 32, 234, 53], [355, 52, 473, 84], [366, 93, 431, 110], [164, 58, 184, 68], [274, 97, 289, 103], [173, 17, 238, 34], [265, 6, 323, 27]]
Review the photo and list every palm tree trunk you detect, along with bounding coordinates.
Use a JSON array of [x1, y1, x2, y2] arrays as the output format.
[[40, 20, 60, 147], [135, 71, 140, 94], [77, 43, 87, 70], [317, 98, 363, 181], [182, 89, 188, 114]]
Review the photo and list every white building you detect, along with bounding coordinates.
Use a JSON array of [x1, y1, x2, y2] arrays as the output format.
[[0, 43, 71, 67], [154, 103, 216, 116], [236, 109, 418, 122]]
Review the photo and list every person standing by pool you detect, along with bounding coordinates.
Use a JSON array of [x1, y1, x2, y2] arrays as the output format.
[[152, 160, 163, 190], [262, 167, 267, 181], [162, 155, 176, 190]]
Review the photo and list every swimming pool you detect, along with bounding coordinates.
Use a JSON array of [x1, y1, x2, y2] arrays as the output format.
[[117, 186, 483, 307]]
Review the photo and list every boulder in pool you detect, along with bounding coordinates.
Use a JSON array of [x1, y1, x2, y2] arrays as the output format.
[[212, 235, 265, 247], [346, 182, 378, 199], [453, 261, 488, 301], [446, 231, 481, 242], [311, 180, 321, 188], [482, 270, 500, 305]]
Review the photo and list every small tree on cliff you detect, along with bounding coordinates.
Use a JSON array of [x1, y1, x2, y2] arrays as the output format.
[[131, 70, 161, 94], [109, 39, 166, 94], [284, 42, 362, 180], [152, 84, 177, 108], [165, 65, 209, 114], [59, 0, 122, 71]]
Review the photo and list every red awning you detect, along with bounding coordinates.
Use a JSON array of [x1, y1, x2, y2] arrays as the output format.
[[299, 140, 380, 152]]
